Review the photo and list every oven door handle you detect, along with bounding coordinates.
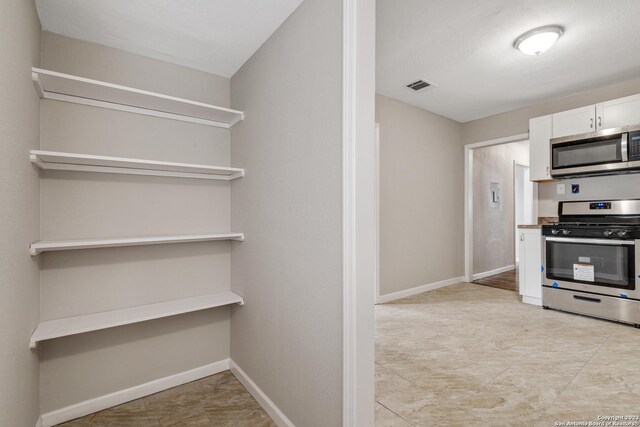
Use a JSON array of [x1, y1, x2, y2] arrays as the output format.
[[545, 237, 635, 245]]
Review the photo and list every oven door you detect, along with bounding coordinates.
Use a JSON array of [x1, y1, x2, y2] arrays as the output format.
[[543, 237, 640, 299], [550, 129, 628, 177]]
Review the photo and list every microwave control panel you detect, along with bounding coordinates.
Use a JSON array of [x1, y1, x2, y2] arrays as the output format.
[[629, 131, 640, 161]]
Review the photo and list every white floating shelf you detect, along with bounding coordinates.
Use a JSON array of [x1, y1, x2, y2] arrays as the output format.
[[29, 232, 244, 256], [30, 150, 244, 181], [29, 291, 244, 348], [32, 68, 244, 128]]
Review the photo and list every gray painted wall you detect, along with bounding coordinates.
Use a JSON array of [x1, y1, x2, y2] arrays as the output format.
[[38, 32, 233, 413], [0, 1, 41, 426], [375, 95, 464, 295], [229, 0, 344, 425], [538, 174, 640, 217], [473, 141, 529, 275]]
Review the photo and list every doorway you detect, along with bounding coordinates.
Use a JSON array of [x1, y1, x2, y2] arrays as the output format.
[[464, 134, 538, 290]]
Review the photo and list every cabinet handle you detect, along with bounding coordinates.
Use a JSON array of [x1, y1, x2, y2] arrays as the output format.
[[520, 233, 524, 241], [590, 118, 594, 128], [598, 116, 602, 127]]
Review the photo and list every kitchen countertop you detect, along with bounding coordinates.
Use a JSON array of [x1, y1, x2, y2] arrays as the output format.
[[517, 217, 558, 229]]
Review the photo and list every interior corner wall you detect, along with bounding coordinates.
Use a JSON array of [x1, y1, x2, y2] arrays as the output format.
[[375, 94, 464, 296], [229, 0, 343, 425], [38, 32, 233, 413], [0, 1, 41, 426], [472, 141, 529, 275]]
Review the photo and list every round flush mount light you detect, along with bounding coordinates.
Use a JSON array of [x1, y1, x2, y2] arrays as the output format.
[[514, 25, 564, 56]]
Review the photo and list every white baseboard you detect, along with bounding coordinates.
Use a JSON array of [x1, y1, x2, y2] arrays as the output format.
[[378, 276, 465, 304], [472, 264, 515, 281], [522, 295, 542, 306], [40, 359, 230, 427], [229, 360, 294, 427]]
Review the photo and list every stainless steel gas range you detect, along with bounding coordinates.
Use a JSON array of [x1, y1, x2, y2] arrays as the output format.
[[542, 199, 640, 327]]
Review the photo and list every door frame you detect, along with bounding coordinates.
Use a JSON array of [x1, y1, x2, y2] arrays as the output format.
[[463, 133, 534, 282], [342, 0, 376, 425], [513, 161, 532, 265], [374, 123, 380, 304]]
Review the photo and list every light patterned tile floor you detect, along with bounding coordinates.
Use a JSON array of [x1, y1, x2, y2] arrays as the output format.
[[57, 371, 275, 427], [375, 282, 640, 427]]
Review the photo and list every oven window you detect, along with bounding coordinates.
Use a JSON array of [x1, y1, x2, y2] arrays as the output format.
[[546, 241, 635, 289], [552, 138, 622, 169]]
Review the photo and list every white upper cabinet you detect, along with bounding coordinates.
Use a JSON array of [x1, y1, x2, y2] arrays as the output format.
[[552, 105, 596, 138], [597, 93, 640, 129], [529, 114, 553, 181], [551, 94, 640, 139]]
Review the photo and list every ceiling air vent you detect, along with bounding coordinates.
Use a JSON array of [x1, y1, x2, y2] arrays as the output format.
[[406, 79, 434, 92]]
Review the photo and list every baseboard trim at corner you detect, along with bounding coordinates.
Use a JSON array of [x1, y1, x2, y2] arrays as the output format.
[[229, 360, 294, 427], [378, 276, 465, 303], [39, 359, 230, 427], [522, 296, 542, 306], [472, 265, 515, 281]]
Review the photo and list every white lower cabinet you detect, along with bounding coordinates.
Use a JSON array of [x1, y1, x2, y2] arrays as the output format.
[[518, 228, 542, 306]]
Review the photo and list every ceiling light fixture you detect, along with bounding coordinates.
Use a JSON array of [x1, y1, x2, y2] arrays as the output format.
[[514, 25, 564, 56]]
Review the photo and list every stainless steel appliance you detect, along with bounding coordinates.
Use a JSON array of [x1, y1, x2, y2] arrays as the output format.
[[542, 199, 640, 327], [550, 125, 640, 178]]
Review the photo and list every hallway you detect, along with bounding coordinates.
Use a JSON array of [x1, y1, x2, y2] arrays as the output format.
[[473, 268, 518, 292]]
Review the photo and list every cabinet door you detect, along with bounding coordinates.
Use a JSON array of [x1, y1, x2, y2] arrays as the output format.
[[597, 93, 640, 129], [529, 115, 552, 181], [520, 230, 542, 302], [552, 105, 596, 138], [518, 233, 527, 297]]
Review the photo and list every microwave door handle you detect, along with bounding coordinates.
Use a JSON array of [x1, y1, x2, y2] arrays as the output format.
[[622, 133, 629, 161]]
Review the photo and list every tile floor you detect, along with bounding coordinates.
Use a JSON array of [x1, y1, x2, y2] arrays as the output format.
[[376, 282, 640, 426], [57, 371, 275, 426]]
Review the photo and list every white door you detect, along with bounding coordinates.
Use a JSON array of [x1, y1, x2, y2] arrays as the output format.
[[552, 105, 596, 138], [529, 115, 552, 181], [597, 93, 640, 129]]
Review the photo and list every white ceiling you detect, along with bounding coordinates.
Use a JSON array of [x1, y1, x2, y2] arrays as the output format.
[[377, 0, 640, 123], [35, 0, 304, 78]]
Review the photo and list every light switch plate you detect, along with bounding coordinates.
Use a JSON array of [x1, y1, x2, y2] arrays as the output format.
[[557, 184, 566, 195]]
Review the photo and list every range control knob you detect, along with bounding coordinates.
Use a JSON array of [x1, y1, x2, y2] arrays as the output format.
[[551, 229, 560, 235], [562, 229, 571, 236], [604, 230, 614, 237], [618, 230, 629, 238]]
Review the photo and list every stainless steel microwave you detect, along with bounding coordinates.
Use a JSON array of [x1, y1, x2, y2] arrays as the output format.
[[550, 124, 640, 178]]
